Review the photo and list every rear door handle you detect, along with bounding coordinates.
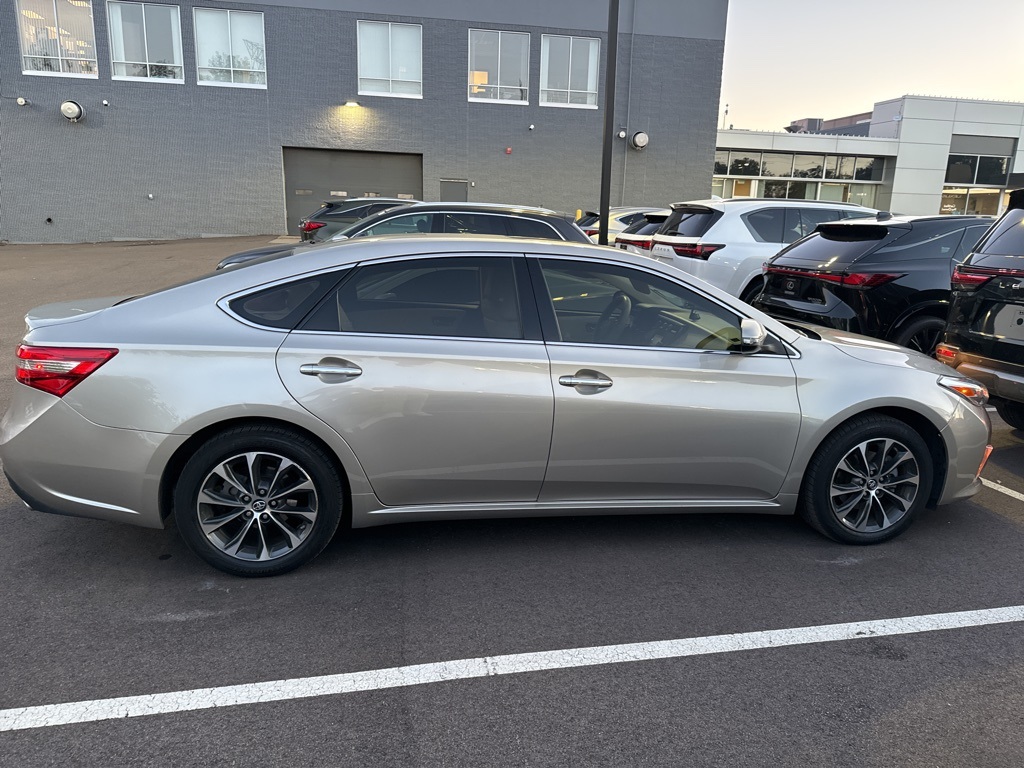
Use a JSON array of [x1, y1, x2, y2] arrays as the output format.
[[558, 372, 613, 389], [299, 363, 362, 378]]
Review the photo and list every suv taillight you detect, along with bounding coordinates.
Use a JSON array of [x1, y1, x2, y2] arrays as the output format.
[[765, 266, 899, 289], [15, 345, 118, 397], [672, 243, 725, 259], [584, 229, 600, 238], [615, 237, 653, 250], [300, 221, 326, 233], [951, 264, 1024, 290]]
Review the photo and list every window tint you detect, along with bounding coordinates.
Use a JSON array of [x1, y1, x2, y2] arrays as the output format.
[[954, 225, 991, 263], [441, 213, 509, 235], [510, 217, 560, 239], [303, 257, 523, 339], [800, 208, 843, 236], [324, 205, 369, 220], [616, 212, 645, 227], [975, 209, 1024, 256], [538, 260, 743, 351], [357, 213, 435, 236], [661, 208, 720, 237], [369, 202, 403, 215], [744, 208, 786, 243], [230, 275, 339, 329], [873, 227, 963, 261], [772, 228, 894, 267], [621, 217, 667, 236]]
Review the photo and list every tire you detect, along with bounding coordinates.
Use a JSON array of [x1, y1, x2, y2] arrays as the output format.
[[892, 315, 945, 355], [173, 425, 344, 577], [798, 415, 933, 545], [995, 400, 1024, 431], [740, 279, 764, 306]]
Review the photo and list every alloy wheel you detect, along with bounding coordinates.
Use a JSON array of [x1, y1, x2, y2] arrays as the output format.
[[196, 452, 318, 562], [829, 438, 920, 533]]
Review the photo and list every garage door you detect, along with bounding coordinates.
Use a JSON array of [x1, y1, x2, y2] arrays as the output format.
[[282, 148, 423, 235]]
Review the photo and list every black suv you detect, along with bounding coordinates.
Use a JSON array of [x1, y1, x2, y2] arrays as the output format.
[[938, 190, 1024, 429], [754, 214, 992, 353], [299, 198, 415, 241], [218, 203, 590, 269]]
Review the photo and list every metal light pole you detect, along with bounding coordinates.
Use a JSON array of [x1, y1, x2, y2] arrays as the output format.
[[597, 0, 620, 246]]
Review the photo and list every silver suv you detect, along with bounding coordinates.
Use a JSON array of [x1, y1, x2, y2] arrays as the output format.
[[650, 198, 877, 302]]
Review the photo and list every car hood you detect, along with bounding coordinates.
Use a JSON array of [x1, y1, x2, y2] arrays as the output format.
[[792, 322, 953, 375], [25, 296, 129, 331]]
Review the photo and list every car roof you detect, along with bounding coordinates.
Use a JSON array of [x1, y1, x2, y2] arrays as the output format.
[[818, 213, 993, 227], [670, 198, 870, 211], [321, 197, 413, 205], [403, 202, 560, 215]]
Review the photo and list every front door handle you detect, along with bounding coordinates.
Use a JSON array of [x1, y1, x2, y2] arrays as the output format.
[[558, 371, 613, 389], [299, 362, 362, 378]]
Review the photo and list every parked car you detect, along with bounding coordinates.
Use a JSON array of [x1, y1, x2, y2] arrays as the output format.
[[612, 210, 670, 257], [754, 215, 992, 353], [577, 206, 666, 242], [938, 189, 1024, 429], [2, 236, 991, 576], [299, 197, 415, 241], [218, 202, 590, 269], [649, 199, 877, 302]]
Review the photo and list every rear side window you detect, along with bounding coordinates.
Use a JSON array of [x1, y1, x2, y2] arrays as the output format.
[[324, 205, 369, 220], [356, 213, 435, 236], [974, 209, 1024, 256], [230, 274, 342, 329], [442, 213, 509, 235], [509, 217, 560, 239], [661, 208, 721, 237], [744, 208, 786, 243], [800, 208, 843, 235], [302, 257, 523, 339]]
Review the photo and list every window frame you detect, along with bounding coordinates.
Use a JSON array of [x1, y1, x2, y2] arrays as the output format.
[[108, 1, 184, 84], [539, 34, 600, 110], [17, 0, 99, 78], [193, 7, 267, 89], [356, 20, 423, 100], [467, 28, 531, 105]]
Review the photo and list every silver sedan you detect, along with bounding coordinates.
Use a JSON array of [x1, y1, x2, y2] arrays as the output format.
[[0, 236, 993, 576]]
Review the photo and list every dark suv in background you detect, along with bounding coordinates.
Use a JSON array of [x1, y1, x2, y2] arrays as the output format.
[[299, 197, 415, 241], [938, 190, 1024, 429], [754, 214, 992, 353]]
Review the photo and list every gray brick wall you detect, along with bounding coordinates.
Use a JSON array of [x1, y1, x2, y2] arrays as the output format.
[[0, 1, 725, 243]]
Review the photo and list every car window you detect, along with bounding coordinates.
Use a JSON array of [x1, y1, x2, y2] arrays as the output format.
[[302, 257, 523, 339], [441, 213, 509, 235], [368, 202, 401, 215], [356, 213, 435, 237], [954, 225, 992, 263], [974, 209, 1024, 256], [874, 228, 964, 261], [230, 274, 343, 329], [616, 212, 645, 227], [660, 207, 719, 237], [841, 210, 876, 220], [325, 204, 369, 219], [800, 208, 843, 236], [538, 259, 743, 351], [510, 217, 560, 239], [744, 208, 786, 243]]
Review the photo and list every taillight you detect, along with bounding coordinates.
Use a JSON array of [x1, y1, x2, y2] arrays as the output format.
[[764, 266, 899, 289], [671, 243, 725, 259], [950, 264, 1024, 290], [935, 344, 958, 362], [15, 345, 118, 397], [614, 237, 653, 250], [300, 221, 326, 233], [584, 229, 600, 238]]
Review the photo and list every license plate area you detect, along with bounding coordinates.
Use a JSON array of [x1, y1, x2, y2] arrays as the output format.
[[770, 273, 827, 305]]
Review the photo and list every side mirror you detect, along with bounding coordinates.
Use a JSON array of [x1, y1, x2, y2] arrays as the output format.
[[739, 318, 767, 353]]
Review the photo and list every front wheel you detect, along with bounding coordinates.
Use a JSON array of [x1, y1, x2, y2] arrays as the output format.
[[173, 425, 344, 576], [799, 415, 933, 544], [892, 315, 945, 355]]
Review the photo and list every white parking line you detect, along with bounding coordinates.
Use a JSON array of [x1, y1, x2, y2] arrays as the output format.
[[981, 477, 1024, 503], [2, 605, 1023, 732]]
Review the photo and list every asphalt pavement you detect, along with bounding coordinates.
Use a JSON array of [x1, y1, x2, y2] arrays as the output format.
[[1, 238, 1023, 767]]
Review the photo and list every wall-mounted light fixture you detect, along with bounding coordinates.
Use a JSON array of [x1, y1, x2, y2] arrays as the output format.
[[343, 100, 360, 108], [629, 131, 650, 150], [16, 97, 30, 107], [60, 100, 84, 122]]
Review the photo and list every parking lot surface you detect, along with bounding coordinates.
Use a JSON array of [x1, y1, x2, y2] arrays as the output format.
[[1, 239, 1024, 766]]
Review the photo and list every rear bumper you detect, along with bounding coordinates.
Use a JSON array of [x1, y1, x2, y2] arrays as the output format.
[[1, 386, 186, 529], [943, 351, 1024, 406]]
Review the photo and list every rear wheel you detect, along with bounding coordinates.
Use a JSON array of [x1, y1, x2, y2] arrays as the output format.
[[173, 425, 344, 577], [892, 315, 945, 355], [995, 400, 1024, 430], [799, 415, 933, 544]]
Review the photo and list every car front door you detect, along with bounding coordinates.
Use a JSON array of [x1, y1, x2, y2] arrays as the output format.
[[530, 256, 802, 502], [276, 254, 553, 507]]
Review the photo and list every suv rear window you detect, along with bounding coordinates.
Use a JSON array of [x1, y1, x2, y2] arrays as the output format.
[[771, 226, 895, 266], [661, 207, 720, 237], [973, 209, 1024, 256], [621, 216, 668, 236]]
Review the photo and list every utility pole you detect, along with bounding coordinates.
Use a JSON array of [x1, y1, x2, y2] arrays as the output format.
[[597, 0, 620, 246]]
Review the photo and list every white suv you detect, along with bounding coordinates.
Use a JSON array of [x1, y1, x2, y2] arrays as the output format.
[[650, 199, 877, 302]]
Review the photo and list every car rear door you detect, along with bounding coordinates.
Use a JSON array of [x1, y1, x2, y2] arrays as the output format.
[[275, 254, 554, 507], [529, 256, 801, 503]]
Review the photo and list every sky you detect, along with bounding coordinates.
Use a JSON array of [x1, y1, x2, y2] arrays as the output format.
[[720, 0, 1024, 132]]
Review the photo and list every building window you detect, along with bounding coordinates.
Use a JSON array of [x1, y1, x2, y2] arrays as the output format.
[[540, 35, 599, 108], [945, 154, 1010, 187], [468, 29, 529, 104], [17, 0, 98, 76], [357, 21, 422, 98], [194, 8, 266, 87], [108, 2, 182, 81]]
